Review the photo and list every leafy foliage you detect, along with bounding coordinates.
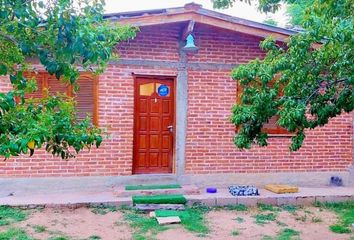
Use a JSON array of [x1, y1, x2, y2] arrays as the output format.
[[263, 17, 278, 26], [286, 0, 312, 27], [212, 0, 297, 13], [0, 0, 136, 159], [216, 0, 353, 150]]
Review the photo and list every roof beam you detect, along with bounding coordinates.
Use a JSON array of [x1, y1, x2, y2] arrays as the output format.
[[115, 12, 291, 41], [181, 20, 195, 40]]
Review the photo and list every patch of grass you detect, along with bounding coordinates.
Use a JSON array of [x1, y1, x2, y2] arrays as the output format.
[[261, 228, 300, 240], [124, 210, 168, 240], [261, 236, 273, 240], [315, 201, 354, 234], [253, 213, 277, 225], [258, 203, 279, 212], [295, 215, 307, 222], [90, 204, 117, 215], [125, 184, 181, 191], [276, 221, 288, 227], [0, 206, 27, 226], [33, 224, 46, 233], [114, 220, 124, 226], [234, 217, 244, 223], [48, 236, 71, 240], [277, 228, 300, 240], [224, 204, 248, 212], [132, 194, 187, 205], [155, 206, 210, 234], [311, 216, 322, 223], [0, 228, 33, 240], [88, 235, 101, 240], [281, 205, 298, 213], [329, 224, 351, 234], [231, 230, 240, 236], [304, 209, 312, 214]]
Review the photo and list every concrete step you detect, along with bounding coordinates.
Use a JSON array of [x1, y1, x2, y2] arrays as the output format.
[[115, 185, 200, 197], [2, 187, 354, 208]]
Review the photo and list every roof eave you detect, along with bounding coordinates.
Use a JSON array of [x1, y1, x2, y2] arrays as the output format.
[[104, 5, 297, 41]]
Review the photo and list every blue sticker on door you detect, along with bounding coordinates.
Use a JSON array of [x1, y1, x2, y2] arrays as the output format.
[[157, 84, 169, 97]]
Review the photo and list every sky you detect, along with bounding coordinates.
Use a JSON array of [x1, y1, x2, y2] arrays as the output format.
[[104, 0, 290, 27]]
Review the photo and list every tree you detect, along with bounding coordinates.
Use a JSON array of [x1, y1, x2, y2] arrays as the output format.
[[212, 0, 353, 150], [0, 0, 136, 159], [263, 16, 278, 26], [286, 0, 312, 27]]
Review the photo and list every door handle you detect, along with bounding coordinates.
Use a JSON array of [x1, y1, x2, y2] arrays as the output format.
[[167, 125, 173, 133]]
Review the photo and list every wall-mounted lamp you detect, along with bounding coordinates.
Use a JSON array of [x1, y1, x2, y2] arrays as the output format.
[[183, 34, 198, 52]]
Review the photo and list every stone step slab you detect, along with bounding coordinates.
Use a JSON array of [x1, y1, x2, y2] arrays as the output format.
[[115, 185, 200, 197], [135, 204, 185, 211]]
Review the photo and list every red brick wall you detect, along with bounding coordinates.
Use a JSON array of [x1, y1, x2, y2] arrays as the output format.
[[185, 24, 353, 174], [0, 23, 352, 177], [118, 24, 180, 61], [185, 70, 353, 174], [189, 24, 266, 63], [0, 65, 176, 177]]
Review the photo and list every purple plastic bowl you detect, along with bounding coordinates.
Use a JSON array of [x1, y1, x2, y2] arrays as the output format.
[[206, 187, 217, 193]]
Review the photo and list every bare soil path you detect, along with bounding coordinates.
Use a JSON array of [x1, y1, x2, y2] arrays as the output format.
[[0, 203, 353, 240]]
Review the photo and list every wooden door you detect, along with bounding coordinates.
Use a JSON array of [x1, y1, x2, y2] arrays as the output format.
[[133, 77, 175, 174]]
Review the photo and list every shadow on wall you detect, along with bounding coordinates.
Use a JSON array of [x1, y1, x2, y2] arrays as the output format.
[[349, 165, 354, 186]]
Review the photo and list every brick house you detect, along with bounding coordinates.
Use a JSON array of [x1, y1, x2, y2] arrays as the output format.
[[0, 3, 353, 186]]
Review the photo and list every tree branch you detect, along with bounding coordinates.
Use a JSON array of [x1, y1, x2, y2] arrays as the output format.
[[0, 33, 17, 45]]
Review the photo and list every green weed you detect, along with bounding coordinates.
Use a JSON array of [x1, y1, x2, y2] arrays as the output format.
[[48, 236, 71, 240], [276, 221, 288, 227], [231, 230, 240, 236], [277, 228, 300, 240], [304, 210, 312, 214], [295, 215, 307, 222], [224, 204, 248, 212], [90, 204, 117, 215], [281, 205, 298, 213], [261, 228, 300, 240], [0, 228, 32, 240], [329, 224, 351, 234], [258, 203, 279, 212], [253, 213, 277, 225], [0, 206, 27, 226], [315, 201, 354, 234], [33, 225, 46, 233], [88, 235, 101, 240], [124, 210, 168, 240], [234, 217, 244, 223], [155, 206, 210, 234], [311, 216, 322, 223]]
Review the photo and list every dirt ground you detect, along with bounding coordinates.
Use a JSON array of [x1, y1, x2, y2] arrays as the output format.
[[1, 205, 353, 240]]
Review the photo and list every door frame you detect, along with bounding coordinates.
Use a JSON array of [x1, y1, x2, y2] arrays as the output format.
[[132, 74, 177, 174]]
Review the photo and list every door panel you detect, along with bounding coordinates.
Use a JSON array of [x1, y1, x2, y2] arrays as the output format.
[[133, 77, 174, 174]]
